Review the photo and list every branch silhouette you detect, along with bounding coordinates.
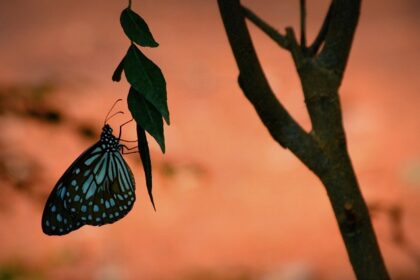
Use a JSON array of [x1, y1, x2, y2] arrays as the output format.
[[217, 0, 390, 279]]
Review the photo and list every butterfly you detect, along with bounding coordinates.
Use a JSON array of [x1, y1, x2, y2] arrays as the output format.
[[42, 100, 137, 235]]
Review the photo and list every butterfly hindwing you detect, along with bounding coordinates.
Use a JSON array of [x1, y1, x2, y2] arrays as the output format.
[[95, 152, 136, 225], [67, 148, 136, 226]]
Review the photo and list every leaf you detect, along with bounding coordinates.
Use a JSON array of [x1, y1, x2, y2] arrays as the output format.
[[112, 57, 125, 82], [120, 8, 159, 48], [128, 87, 165, 153], [136, 124, 156, 210], [124, 44, 170, 124]]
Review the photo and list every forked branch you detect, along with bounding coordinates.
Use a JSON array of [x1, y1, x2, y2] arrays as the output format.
[[218, 0, 326, 176], [217, 0, 390, 279], [308, 2, 334, 55]]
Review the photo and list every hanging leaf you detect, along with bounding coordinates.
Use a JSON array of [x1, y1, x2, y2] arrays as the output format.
[[124, 44, 170, 124], [120, 8, 159, 48], [128, 87, 165, 153], [112, 57, 125, 82], [136, 124, 156, 210]]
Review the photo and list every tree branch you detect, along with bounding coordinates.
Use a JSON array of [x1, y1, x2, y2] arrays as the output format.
[[217, 0, 391, 279], [241, 5, 288, 49], [218, 0, 326, 176], [299, 0, 307, 49], [284, 27, 304, 68], [317, 0, 361, 79], [308, 1, 333, 56]]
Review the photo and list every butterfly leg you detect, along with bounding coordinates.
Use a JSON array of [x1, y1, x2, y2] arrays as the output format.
[[120, 139, 138, 143], [121, 144, 139, 155], [118, 119, 134, 139], [122, 150, 140, 155]]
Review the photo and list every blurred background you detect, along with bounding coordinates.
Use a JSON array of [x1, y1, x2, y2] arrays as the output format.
[[0, 0, 419, 279]]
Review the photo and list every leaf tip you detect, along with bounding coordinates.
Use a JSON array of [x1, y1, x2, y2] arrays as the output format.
[[112, 75, 121, 82], [164, 116, 170, 125], [149, 41, 159, 48], [112, 57, 125, 82]]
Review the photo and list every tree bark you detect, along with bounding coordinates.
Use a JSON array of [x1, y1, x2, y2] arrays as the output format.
[[217, 0, 390, 279]]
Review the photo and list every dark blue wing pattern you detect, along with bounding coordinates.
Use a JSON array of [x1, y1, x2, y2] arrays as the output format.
[[42, 124, 136, 236], [66, 146, 136, 226]]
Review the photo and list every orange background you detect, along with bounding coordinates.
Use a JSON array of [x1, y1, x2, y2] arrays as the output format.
[[0, 0, 419, 279]]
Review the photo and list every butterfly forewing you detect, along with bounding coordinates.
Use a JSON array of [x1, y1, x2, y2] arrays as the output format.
[[42, 144, 98, 235], [42, 124, 136, 236], [42, 182, 83, 235]]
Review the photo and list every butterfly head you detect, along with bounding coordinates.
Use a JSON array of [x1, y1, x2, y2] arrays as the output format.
[[102, 124, 113, 134], [100, 124, 119, 151]]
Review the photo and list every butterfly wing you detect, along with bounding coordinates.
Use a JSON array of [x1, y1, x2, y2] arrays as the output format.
[[42, 143, 102, 235], [42, 140, 136, 235], [67, 148, 136, 226]]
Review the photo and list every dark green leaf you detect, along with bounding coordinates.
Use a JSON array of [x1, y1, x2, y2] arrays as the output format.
[[128, 87, 165, 153], [136, 124, 156, 210], [112, 57, 125, 82], [124, 44, 170, 124], [120, 8, 159, 48]]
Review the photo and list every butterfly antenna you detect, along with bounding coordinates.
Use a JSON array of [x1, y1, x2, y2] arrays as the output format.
[[105, 111, 125, 125], [104, 99, 123, 125]]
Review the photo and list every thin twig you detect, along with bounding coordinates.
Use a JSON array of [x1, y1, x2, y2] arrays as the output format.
[[241, 5, 288, 49], [285, 27, 304, 66], [300, 0, 307, 49], [308, 2, 333, 55], [128, 0, 132, 8]]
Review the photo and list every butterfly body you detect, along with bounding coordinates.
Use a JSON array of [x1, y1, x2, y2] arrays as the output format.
[[42, 124, 136, 235]]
